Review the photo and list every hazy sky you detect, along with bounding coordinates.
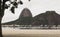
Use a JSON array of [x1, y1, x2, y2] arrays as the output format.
[[2, 0, 60, 23]]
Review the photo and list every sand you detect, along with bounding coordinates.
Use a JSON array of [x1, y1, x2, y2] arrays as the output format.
[[2, 27, 60, 37]]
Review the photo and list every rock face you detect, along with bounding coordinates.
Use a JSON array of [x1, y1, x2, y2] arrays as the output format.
[[19, 8, 33, 25], [20, 8, 32, 18], [32, 11, 60, 27], [2, 8, 33, 25]]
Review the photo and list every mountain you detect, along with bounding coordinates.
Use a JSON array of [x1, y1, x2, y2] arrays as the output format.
[[19, 8, 33, 25], [2, 10, 60, 27], [2, 8, 33, 25], [32, 11, 60, 27]]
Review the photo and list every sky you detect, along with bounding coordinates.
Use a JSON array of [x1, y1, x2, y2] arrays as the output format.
[[2, 0, 60, 23]]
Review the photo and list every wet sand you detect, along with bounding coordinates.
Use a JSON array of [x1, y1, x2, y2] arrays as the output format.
[[3, 34, 60, 37]]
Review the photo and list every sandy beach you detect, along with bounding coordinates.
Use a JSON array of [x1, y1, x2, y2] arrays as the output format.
[[3, 34, 60, 37], [2, 27, 60, 37]]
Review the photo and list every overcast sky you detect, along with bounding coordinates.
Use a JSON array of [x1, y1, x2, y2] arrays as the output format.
[[2, 0, 60, 23]]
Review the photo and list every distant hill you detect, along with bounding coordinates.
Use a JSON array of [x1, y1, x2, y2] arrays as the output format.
[[32, 11, 60, 27]]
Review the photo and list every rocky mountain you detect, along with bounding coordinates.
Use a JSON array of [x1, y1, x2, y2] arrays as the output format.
[[19, 8, 33, 25], [2, 10, 60, 27], [2, 8, 33, 25]]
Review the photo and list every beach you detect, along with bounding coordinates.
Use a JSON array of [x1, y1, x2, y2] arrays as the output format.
[[2, 27, 60, 37]]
